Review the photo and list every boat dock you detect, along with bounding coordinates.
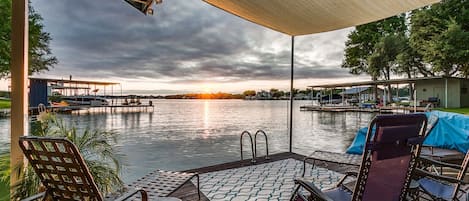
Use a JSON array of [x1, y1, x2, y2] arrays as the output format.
[[29, 104, 155, 115], [300, 105, 429, 113]]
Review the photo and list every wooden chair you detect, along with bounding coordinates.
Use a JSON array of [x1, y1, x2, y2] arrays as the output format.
[[19, 136, 148, 201], [291, 113, 428, 201]]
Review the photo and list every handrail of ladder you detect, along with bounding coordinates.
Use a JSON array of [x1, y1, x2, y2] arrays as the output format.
[[240, 131, 256, 163], [254, 130, 269, 160]]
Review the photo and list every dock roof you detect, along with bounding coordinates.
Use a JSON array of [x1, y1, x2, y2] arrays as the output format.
[[308, 76, 467, 88], [29, 77, 119, 86]]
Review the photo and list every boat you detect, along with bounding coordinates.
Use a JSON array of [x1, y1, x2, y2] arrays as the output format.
[[59, 96, 109, 106]]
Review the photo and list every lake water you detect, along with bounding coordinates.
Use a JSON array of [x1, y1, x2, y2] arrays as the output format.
[[0, 100, 374, 182]]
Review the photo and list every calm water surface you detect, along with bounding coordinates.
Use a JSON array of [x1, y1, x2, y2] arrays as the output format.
[[0, 100, 374, 182]]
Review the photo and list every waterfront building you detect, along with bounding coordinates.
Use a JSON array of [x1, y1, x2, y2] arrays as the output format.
[[415, 77, 469, 108]]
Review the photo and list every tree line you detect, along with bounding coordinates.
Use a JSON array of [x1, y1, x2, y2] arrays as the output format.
[[161, 88, 313, 99], [243, 88, 312, 98]]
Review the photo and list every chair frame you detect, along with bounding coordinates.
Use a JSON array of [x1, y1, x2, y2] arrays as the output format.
[[19, 136, 148, 201], [301, 114, 439, 178], [292, 114, 428, 201], [415, 151, 469, 201]]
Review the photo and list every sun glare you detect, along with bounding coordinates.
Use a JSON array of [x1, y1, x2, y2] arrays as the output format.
[[202, 85, 212, 93]]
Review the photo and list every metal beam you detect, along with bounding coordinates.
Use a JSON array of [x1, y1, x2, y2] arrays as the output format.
[[10, 0, 29, 193], [289, 36, 294, 153], [445, 78, 448, 108]]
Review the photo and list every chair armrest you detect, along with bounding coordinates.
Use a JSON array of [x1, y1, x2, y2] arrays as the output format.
[[336, 171, 358, 187], [415, 169, 468, 185], [419, 156, 461, 170], [294, 179, 334, 201], [113, 188, 148, 201], [343, 171, 358, 177], [303, 155, 318, 163], [21, 192, 46, 201]]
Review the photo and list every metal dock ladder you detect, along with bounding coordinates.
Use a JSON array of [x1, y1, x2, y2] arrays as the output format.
[[240, 130, 270, 163]]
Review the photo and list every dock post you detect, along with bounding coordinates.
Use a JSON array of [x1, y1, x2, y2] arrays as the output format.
[[288, 36, 294, 153], [10, 0, 28, 194]]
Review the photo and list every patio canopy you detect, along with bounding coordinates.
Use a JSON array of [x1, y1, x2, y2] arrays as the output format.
[[203, 0, 440, 36], [202, 0, 441, 152]]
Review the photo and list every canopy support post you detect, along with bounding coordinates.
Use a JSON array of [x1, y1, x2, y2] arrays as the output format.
[[445, 78, 448, 108], [10, 0, 29, 194], [289, 36, 294, 153]]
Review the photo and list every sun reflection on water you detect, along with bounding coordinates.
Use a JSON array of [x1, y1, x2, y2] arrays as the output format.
[[203, 100, 210, 138]]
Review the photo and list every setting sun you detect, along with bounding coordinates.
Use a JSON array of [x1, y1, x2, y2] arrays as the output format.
[[202, 85, 212, 93]]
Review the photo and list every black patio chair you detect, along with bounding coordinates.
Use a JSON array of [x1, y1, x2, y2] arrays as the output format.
[[301, 114, 439, 178], [291, 113, 428, 201], [415, 151, 469, 201]]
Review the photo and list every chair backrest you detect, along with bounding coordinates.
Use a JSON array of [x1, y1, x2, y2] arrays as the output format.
[[19, 136, 104, 201], [352, 113, 427, 201], [426, 114, 438, 136]]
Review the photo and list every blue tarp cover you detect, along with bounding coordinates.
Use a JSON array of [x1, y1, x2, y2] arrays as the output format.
[[346, 111, 469, 154]]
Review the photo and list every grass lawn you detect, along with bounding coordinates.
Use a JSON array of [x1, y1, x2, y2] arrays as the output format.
[[436, 107, 469, 115], [0, 100, 10, 109]]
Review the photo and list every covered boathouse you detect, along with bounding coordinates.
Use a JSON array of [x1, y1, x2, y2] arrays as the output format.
[[309, 76, 469, 108]]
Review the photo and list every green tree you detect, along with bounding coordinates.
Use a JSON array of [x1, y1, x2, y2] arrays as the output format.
[[368, 34, 406, 81], [410, 0, 469, 77], [269, 88, 285, 98], [269, 88, 278, 95], [0, 0, 57, 78], [342, 15, 407, 80], [368, 34, 411, 102], [242, 90, 256, 97], [394, 37, 430, 78], [286, 88, 299, 97], [342, 16, 407, 101]]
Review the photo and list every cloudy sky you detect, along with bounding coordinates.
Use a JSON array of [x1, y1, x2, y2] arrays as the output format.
[[25, 0, 369, 94]]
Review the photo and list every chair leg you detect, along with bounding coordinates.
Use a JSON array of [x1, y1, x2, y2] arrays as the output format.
[[303, 159, 306, 177], [302, 159, 317, 177], [196, 174, 200, 200], [290, 184, 302, 201], [289, 185, 309, 201]]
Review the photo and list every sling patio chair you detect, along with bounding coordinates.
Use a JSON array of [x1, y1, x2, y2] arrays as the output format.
[[291, 113, 428, 201], [18, 136, 192, 201], [414, 150, 469, 201], [302, 113, 438, 177]]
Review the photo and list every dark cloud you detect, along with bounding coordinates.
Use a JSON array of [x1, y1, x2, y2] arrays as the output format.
[[31, 0, 355, 86]]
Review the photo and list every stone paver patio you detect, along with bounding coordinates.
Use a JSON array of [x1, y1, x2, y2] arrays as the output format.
[[197, 158, 346, 201]]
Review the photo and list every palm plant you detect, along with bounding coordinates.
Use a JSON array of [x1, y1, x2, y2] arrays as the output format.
[[11, 113, 123, 200], [0, 153, 10, 201]]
